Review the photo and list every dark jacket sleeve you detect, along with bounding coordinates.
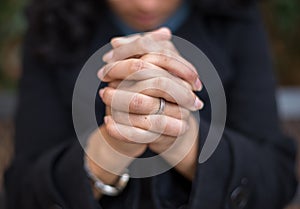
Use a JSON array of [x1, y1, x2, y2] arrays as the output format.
[[151, 4, 297, 209], [4, 36, 139, 209]]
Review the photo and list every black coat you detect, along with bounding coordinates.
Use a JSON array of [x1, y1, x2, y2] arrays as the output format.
[[5, 2, 297, 209]]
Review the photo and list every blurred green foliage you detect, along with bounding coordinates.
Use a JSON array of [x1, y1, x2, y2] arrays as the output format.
[[273, 0, 300, 35], [263, 0, 300, 85], [0, 0, 27, 89], [0, 0, 27, 38]]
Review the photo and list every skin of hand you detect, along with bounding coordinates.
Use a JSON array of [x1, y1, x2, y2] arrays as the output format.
[[98, 68, 201, 143], [102, 28, 202, 91], [85, 28, 202, 198], [100, 28, 202, 179], [285, 204, 300, 209], [98, 63, 201, 180], [85, 124, 147, 199]]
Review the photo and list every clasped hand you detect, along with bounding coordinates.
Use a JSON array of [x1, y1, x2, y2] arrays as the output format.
[[98, 28, 203, 158]]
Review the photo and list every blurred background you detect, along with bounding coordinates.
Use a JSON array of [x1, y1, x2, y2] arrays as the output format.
[[0, 0, 299, 208]]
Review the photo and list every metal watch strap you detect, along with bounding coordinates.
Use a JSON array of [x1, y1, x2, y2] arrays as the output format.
[[84, 160, 130, 196]]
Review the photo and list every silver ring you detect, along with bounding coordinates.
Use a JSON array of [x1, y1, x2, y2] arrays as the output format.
[[156, 98, 165, 114]]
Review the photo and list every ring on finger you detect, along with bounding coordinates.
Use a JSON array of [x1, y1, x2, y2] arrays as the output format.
[[156, 98, 166, 114]]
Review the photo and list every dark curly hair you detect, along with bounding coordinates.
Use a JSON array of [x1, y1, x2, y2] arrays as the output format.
[[25, 0, 106, 64], [25, 0, 254, 65]]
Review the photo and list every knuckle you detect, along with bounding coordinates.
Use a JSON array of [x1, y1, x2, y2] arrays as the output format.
[[186, 92, 197, 107], [182, 80, 193, 90], [139, 36, 156, 52], [164, 42, 177, 52], [185, 69, 198, 82], [110, 37, 119, 47], [152, 77, 168, 91], [157, 51, 175, 66], [130, 94, 144, 112], [130, 59, 144, 72], [141, 36, 153, 49], [102, 65, 110, 79], [111, 111, 120, 121], [141, 115, 151, 128], [155, 51, 168, 62], [103, 62, 117, 79], [136, 38, 147, 51], [111, 50, 120, 61], [160, 48, 173, 57], [155, 115, 168, 130], [102, 88, 111, 103], [180, 108, 190, 120], [105, 122, 116, 137], [178, 121, 188, 135], [168, 119, 185, 136]]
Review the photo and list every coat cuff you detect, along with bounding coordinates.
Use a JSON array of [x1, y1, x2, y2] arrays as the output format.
[[53, 140, 141, 209]]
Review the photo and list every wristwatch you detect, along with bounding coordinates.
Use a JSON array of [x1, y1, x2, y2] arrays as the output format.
[[84, 160, 130, 196]]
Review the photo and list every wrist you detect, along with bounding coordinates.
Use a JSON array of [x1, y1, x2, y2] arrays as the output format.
[[86, 126, 134, 174], [84, 156, 129, 197], [85, 126, 131, 199], [157, 116, 199, 180]]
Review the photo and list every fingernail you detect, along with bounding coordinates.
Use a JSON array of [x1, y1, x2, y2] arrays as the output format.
[[104, 116, 109, 124], [103, 50, 114, 62], [97, 66, 104, 79], [99, 88, 105, 98], [194, 97, 204, 110], [111, 37, 123, 46], [114, 37, 127, 44], [194, 78, 202, 91]]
